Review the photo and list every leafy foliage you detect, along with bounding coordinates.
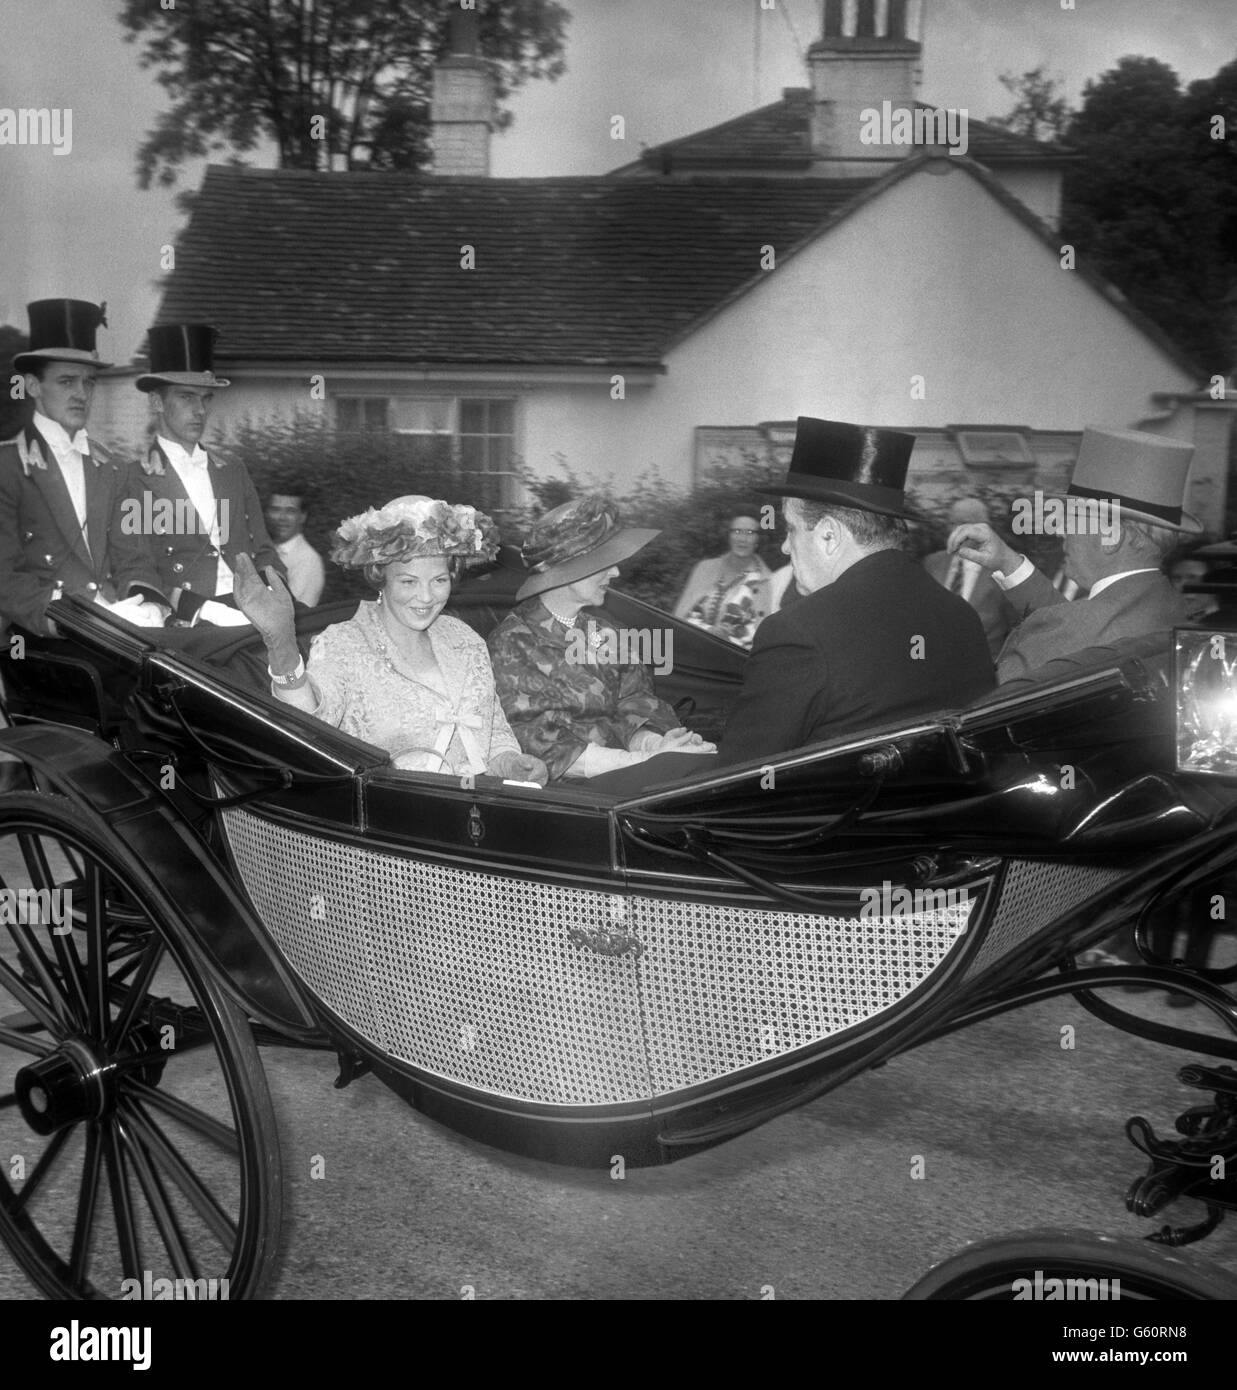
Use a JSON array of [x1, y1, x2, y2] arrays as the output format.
[[219, 410, 483, 602], [0, 327, 31, 441], [987, 66, 1072, 143], [1061, 55, 1237, 373], [118, 0, 570, 187]]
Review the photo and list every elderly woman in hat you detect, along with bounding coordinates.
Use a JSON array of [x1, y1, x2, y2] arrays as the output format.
[[233, 495, 547, 783], [487, 496, 715, 780]]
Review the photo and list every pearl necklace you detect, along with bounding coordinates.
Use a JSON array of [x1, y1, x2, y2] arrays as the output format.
[[542, 595, 606, 651]]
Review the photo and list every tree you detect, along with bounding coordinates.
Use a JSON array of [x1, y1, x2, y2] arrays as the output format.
[[0, 326, 31, 441], [1059, 55, 1236, 373], [119, 0, 571, 187], [987, 65, 1072, 143]]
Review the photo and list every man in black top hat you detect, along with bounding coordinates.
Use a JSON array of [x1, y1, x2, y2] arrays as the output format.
[[125, 323, 283, 626], [717, 417, 994, 766], [0, 299, 168, 636]]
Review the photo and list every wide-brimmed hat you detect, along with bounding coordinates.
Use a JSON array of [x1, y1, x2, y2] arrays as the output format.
[[136, 324, 231, 392], [331, 495, 500, 570], [13, 299, 112, 372], [515, 495, 658, 601], [759, 417, 920, 521], [1067, 426, 1199, 534]]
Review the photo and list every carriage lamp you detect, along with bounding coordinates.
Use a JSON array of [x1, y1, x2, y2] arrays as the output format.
[[1175, 628, 1237, 777]]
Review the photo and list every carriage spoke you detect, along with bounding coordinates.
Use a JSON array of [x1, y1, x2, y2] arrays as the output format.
[[117, 1115, 197, 1280], [106, 936, 166, 1051], [17, 830, 91, 1022], [84, 862, 111, 1036], [0, 1091, 19, 1108], [16, 829, 59, 894], [0, 958, 64, 1036], [102, 1123, 142, 1282], [11, 1126, 73, 1213], [5, 920, 75, 1030], [69, 1124, 103, 1289], [127, 1081, 240, 1155], [0, 1026, 53, 1057], [121, 1099, 238, 1249]]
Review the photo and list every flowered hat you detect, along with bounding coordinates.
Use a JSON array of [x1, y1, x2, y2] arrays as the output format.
[[515, 495, 659, 601], [330, 495, 500, 570]]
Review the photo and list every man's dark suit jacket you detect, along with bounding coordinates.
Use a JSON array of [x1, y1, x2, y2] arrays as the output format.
[[0, 422, 164, 636], [123, 439, 283, 619], [717, 549, 994, 766]]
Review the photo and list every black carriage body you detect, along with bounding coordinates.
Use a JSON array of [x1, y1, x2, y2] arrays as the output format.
[[4, 592, 1237, 1174]]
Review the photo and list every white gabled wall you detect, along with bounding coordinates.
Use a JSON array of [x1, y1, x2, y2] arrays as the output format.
[[531, 161, 1195, 493]]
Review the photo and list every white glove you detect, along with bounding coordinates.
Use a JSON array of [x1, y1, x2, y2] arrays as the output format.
[[570, 743, 653, 778], [95, 594, 167, 628], [197, 600, 253, 628]]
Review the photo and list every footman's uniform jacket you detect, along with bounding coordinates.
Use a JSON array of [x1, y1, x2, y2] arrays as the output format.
[[0, 421, 166, 636], [124, 438, 283, 621]]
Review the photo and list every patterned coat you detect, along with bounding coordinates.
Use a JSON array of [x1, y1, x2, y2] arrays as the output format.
[[487, 597, 679, 780], [0, 422, 165, 635]]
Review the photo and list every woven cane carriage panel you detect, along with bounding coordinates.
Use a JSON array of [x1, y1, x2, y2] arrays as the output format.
[[632, 899, 972, 1094], [963, 859, 1129, 979], [222, 811, 649, 1105]]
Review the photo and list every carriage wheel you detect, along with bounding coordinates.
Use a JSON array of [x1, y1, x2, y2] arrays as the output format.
[[902, 1229, 1237, 1300], [0, 791, 281, 1300]]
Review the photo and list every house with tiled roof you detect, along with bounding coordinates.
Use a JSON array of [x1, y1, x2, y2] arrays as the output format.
[[92, 0, 1231, 529]]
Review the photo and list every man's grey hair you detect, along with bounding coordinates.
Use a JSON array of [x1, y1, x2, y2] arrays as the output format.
[[1109, 518, 1178, 564], [787, 496, 908, 551]]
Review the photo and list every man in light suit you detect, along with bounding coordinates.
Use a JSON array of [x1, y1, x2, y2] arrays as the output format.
[[923, 498, 1013, 658], [717, 418, 994, 765], [126, 323, 283, 626], [0, 299, 167, 637], [950, 426, 1197, 684]]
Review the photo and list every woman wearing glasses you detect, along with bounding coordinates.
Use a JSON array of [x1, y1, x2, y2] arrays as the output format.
[[673, 514, 774, 647]]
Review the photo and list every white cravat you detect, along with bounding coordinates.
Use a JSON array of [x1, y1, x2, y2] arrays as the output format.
[[159, 436, 232, 596], [34, 411, 90, 550]]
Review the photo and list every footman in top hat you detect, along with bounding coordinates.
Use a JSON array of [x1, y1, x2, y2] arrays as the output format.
[[126, 323, 283, 626], [950, 426, 1197, 683], [717, 417, 994, 766], [0, 299, 168, 636]]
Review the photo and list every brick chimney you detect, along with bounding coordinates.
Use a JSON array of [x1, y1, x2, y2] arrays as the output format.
[[430, 11, 495, 177], [809, 0, 924, 177]]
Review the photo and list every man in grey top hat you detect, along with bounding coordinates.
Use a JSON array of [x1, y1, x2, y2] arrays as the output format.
[[0, 299, 168, 636], [949, 426, 1197, 683], [125, 323, 283, 626]]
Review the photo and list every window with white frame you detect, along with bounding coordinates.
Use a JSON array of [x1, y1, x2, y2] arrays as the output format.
[[334, 396, 390, 432], [334, 394, 517, 509]]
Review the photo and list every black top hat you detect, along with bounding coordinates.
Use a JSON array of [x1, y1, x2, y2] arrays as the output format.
[[13, 299, 112, 372], [136, 324, 231, 392], [759, 417, 919, 521]]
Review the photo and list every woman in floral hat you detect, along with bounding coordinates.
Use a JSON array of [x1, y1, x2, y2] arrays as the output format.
[[488, 495, 715, 780], [234, 495, 547, 783]]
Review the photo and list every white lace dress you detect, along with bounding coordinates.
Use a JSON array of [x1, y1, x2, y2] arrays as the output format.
[[305, 602, 521, 775]]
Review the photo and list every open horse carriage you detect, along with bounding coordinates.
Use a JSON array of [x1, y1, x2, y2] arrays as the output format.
[[2, 574, 1237, 1302]]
